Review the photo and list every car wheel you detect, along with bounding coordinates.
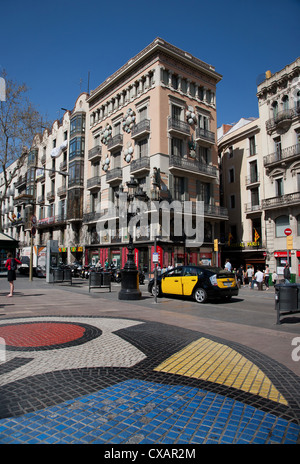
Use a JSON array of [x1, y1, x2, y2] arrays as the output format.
[[194, 287, 207, 304], [150, 284, 161, 297]]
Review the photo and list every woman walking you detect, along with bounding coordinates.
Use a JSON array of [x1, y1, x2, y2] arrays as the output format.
[[5, 253, 21, 297]]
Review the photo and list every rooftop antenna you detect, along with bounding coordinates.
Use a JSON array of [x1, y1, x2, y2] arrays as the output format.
[[87, 71, 90, 94]]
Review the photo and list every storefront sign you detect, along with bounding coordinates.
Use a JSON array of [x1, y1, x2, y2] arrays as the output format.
[[70, 247, 83, 253], [274, 251, 291, 257], [59, 248, 67, 253]]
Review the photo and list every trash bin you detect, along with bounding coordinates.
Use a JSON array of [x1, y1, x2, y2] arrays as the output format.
[[53, 268, 64, 282], [63, 269, 72, 283], [90, 272, 102, 287], [102, 272, 111, 288], [275, 283, 298, 324]]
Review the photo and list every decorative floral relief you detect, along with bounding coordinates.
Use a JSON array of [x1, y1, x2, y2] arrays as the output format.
[[186, 107, 197, 125], [124, 143, 134, 163], [122, 108, 136, 133], [102, 155, 110, 171], [101, 124, 112, 145]]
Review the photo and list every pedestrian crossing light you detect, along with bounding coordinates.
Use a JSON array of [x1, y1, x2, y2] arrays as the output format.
[[214, 239, 218, 251]]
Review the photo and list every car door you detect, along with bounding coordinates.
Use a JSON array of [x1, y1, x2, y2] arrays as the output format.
[[182, 266, 198, 295], [161, 267, 183, 295]]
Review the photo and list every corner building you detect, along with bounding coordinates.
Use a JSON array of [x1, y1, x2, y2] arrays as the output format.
[[85, 38, 226, 272]]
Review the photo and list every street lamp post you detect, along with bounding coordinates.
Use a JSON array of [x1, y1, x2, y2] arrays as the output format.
[[118, 177, 148, 300], [28, 166, 68, 281]]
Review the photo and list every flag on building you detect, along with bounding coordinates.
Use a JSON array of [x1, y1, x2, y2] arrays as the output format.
[[254, 229, 260, 242]]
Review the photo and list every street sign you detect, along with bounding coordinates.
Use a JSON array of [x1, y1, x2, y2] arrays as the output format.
[[31, 215, 37, 225], [284, 228, 292, 236], [287, 235, 293, 250], [31, 226, 36, 236], [214, 239, 218, 251], [152, 252, 159, 263]]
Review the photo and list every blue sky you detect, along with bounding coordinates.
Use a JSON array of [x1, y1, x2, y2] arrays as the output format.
[[1, 0, 299, 128]]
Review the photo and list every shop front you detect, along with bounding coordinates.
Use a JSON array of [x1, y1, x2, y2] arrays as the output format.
[[70, 246, 83, 264]]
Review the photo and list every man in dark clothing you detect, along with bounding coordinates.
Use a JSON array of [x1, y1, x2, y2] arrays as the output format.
[[284, 263, 291, 283]]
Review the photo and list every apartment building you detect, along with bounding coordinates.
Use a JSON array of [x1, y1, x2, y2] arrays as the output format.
[[257, 57, 300, 278], [3, 93, 89, 265], [218, 57, 300, 279], [2, 38, 226, 272], [218, 117, 265, 269], [86, 37, 225, 270]]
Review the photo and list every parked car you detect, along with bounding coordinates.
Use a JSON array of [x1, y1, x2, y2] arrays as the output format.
[[148, 265, 239, 303]]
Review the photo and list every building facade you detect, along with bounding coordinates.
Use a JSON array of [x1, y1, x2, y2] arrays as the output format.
[[257, 57, 300, 279], [218, 57, 300, 279], [218, 117, 265, 270], [85, 38, 225, 271], [2, 38, 226, 273]]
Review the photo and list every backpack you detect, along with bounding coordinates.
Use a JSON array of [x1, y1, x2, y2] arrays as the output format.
[[10, 258, 16, 271]]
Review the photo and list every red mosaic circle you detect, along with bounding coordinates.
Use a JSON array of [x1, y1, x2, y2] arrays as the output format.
[[0, 322, 86, 348]]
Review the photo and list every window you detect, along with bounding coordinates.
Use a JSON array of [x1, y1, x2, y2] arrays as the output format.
[[249, 136, 256, 156], [275, 178, 283, 196], [229, 168, 234, 183], [282, 95, 289, 111], [172, 105, 181, 120], [275, 215, 289, 237], [112, 151, 121, 169], [230, 195, 235, 209], [174, 176, 184, 200], [228, 146, 233, 158], [199, 146, 210, 164], [251, 188, 259, 206], [68, 160, 84, 187], [171, 138, 183, 157], [137, 138, 148, 158], [196, 181, 211, 204], [272, 101, 278, 118], [90, 192, 98, 212], [113, 122, 121, 136], [198, 114, 209, 131], [92, 161, 100, 177], [139, 106, 147, 121], [249, 161, 258, 183], [69, 137, 85, 160], [274, 136, 281, 157], [70, 114, 85, 136], [297, 215, 300, 236], [171, 74, 178, 90]]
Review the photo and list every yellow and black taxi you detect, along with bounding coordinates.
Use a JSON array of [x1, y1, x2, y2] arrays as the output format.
[[148, 265, 238, 304]]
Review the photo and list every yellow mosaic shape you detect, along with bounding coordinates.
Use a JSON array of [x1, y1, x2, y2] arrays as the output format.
[[154, 337, 287, 405]]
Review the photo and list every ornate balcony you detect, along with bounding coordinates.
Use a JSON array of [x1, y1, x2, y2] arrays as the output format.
[[106, 167, 122, 183], [131, 119, 151, 139], [262, 192, 300, 210], [88, 145, 102, 161], [266, 107, 300, 134], [107, 134, 123, 151], [168, 117, 190, 136], [169, 155, 217, 178], [195, 127, 215, 145], [263, 143, 300, 168], [130, 157, 150, 175], [87, 176, 101, 190]]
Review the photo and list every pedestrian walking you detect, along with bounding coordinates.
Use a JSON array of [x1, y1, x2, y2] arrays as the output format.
[[264, 264, 270, 290], [5, 253, 21, 297], [254, 268, 264, 291], [224, 259, 232, 272], [272, 270, 278, 286], [236, 265, 244, 288], [283, 263, 291, 283], [246, 265, 254, 288]]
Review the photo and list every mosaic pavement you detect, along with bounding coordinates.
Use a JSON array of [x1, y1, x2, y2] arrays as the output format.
[[0, 316, 299, 444]]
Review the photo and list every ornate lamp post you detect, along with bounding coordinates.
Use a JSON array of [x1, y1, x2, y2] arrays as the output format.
[[118, 177, 148, 300]]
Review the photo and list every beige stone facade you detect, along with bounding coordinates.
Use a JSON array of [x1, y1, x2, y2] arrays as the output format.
[[2, 38, 225, 272]]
